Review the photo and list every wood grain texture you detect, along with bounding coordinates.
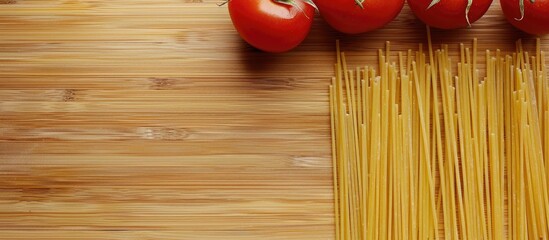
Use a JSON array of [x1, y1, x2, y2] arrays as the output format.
[[0, 0, 547, 239]]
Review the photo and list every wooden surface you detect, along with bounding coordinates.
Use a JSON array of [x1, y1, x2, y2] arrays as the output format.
[[0, 1, 547, 239]]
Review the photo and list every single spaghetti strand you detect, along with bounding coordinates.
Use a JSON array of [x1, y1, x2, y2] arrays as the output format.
[[329, 84, 341, 240], [503, 54, 513, 240], [542, 50, 549, 233], [396, 115, 405, 240], [388, 104, 398, 240]]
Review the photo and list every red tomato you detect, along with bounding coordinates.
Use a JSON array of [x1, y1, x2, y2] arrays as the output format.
[[408, 0, 493, 29], [501, 0, 549, 35], [228, 0, 315, 53], [314, 0, 405, 34]]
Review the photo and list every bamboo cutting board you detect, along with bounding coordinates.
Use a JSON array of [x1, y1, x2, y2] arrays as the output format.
[[0, 1, 548, 239]]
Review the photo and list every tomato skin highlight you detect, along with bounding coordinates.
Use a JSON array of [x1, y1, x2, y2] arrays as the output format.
[[315, 0, 405, 34], [408, 0, 493, 29], [500, 0, 549, 35], [228, 0, 315, 53]]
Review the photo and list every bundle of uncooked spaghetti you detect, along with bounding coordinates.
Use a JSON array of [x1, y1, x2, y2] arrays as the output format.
[[330, 30, 549, 240]]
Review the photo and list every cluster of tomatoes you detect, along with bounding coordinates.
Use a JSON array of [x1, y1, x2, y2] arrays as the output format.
[[227, 0, 549, 53]]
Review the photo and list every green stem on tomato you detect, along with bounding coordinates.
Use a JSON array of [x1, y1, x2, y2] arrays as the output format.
[[355, 0, 365, 9], [273, 0, 316, 19], [275, 0, 317, 10], [426, 0, 473, 27], [427, 0, 440, 9], [465, 0, 472, 27], [303, 0, 318, 11], [516, 0, 526, 20], [515, 0, 534, 21]]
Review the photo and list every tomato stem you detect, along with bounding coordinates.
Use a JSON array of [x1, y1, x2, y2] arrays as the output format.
[[515, 0, 525, 20], [465, 0, 472, 27], [426, 0, 473, 27], [355, 0, 365, 9], [514, 0, 534, 21], [273, 0, 316, 19], [426, 0, 440, 9], [303, 0, 318, 11]]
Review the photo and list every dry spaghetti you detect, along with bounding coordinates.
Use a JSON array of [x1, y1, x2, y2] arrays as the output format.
[[330, 29, 549, 240]]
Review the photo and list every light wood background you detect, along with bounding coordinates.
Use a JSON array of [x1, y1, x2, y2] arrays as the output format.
[[0, 0, 547, 239]]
